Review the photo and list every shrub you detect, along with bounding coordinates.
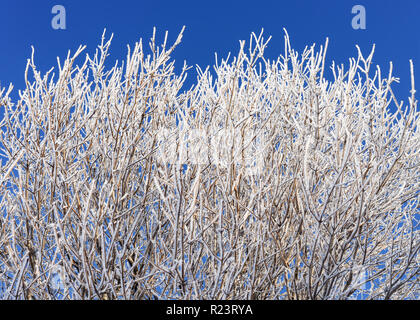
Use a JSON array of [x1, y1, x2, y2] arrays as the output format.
[[0, 27, 418, 299]]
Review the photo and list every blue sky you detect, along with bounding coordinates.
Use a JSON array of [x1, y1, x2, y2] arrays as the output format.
[[0, 0, 419, 108], [0, 1, 418, 300]]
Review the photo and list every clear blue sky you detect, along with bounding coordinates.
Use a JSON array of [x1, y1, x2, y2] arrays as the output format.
[[1, 0, 419, 109], [0, 1, 418, 299]]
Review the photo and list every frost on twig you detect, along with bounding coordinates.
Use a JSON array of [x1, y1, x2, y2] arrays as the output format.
[[0, 27, 418, 300]]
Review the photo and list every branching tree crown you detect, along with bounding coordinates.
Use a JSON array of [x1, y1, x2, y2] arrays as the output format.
[[0, 27, 418, 299]]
